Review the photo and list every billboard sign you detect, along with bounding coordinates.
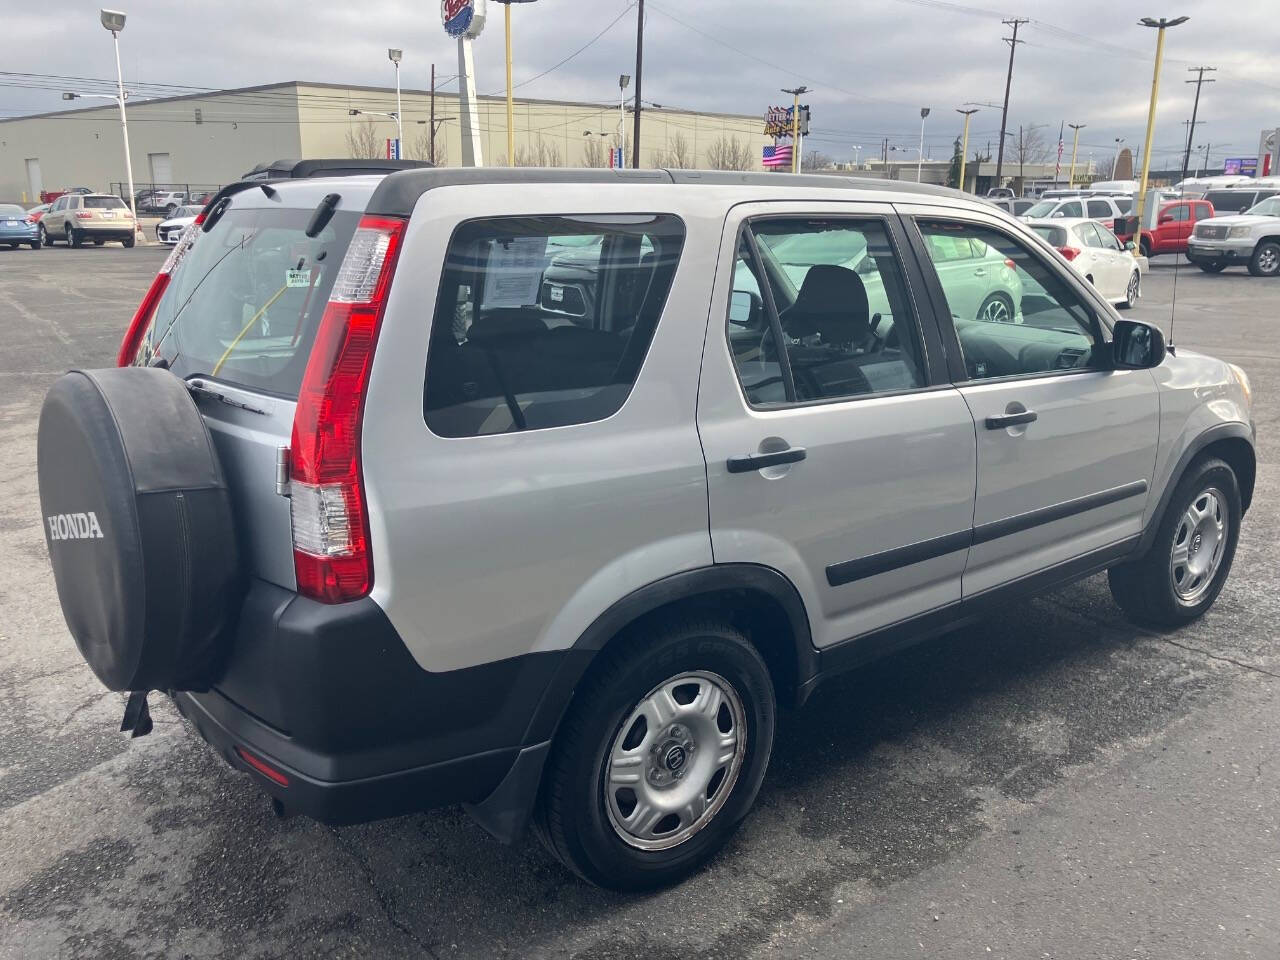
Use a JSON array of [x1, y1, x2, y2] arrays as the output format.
[[1222, 157, 1258, 176], [764, 105, 810, 138], [443, 0, 487, 38]]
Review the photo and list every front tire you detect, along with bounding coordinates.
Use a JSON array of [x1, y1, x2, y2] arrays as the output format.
[[977, 292, 1015, 324], [1139, 238, 1152, 258], [1108, 457, 1241, 627], [1248, 240, 1280, 277], [535, 619, 775, 890], [1119, 270, 1141, 309]]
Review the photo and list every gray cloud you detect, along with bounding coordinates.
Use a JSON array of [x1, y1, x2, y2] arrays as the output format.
[[4, 0, 1277, 170]]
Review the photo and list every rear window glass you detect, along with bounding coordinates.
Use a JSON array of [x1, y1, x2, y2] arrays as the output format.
[[1029, 224, 1068, 247], [84, 196, 127, 209], [424, 214, 685, 437], [0, 204, 26, 218], [141, 204, 360, 396]]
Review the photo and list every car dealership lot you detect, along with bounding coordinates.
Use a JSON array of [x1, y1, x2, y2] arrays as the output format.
[[0, 248, 1277, 957]]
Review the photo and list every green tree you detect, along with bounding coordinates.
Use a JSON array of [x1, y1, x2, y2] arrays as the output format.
[[947, 137, 963, 189]]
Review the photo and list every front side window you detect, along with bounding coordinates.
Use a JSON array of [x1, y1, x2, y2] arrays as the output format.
[[918, 219, 1102, 381], [424, 214, 685, 437], [725, 218, 927, 406], [1166, 204, 1191, 222], [1086, 200, 1112, 218]]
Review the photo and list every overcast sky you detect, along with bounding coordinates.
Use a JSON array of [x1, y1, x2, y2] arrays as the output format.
[[4, 0, 1278, 171]]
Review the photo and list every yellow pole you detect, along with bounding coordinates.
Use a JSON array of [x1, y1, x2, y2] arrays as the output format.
[[790, 91, 799, 174], [1067, 124, 1082, 186], [1135, 26, 1167, 234], [505, 2, 514, 167], [958, 112, 972, 192]]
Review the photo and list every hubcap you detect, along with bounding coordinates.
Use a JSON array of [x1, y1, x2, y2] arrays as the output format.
[[1128, 272, 1140, 304], [604, 671, 747, 851], [1169, 486, 1228, 605], [979, 297, 1012, 324], [1260, 248, 1279, 273]]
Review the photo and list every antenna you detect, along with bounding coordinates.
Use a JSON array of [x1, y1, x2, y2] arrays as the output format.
[[1167, 181, 1182, 354]]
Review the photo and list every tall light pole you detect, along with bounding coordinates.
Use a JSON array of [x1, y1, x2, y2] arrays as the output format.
[[956, 108, 978, 191], [1067, 122, 1086, 186], [781, 86, 808, 173], [493, 1, 538, 166], [1135, 16, 1189, 232], [917, 107, 931, 183], [388, 48, 403, 156], [618, 74, 630, 168], [852, 144, 862, 168], [100, 9, 136, 229]]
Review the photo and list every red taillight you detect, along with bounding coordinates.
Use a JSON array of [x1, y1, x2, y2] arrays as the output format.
[[290, 215, 406, 604], [116, 211, 204, 366], [1004, 258, 1016, 270], [235, 747, 290, 787], [1058, 246, 1081, 261], [75, 211, 92, 220]]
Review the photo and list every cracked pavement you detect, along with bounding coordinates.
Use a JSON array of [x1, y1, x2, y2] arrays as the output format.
[[0, 247, 1277, 958]]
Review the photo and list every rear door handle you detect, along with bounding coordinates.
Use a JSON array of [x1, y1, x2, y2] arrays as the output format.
[[727, 446, 807, 473], [985, 410, 1038, 429]]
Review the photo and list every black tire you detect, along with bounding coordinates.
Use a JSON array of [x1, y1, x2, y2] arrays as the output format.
[[1139, 237, 1152, 258], [7, 243, 17, 250], [534, 619, 776, 890], [1197, 262, 1226, 274], [66, 224, 82, 248], [30, 240, 41, 250], [1247, 240, 1280, 278], [1108, 457, 1241, 628], [122, 234, 135, 249], [1119, 270, 1141, 310], [93, 238, 104, 246], [977, 292, 1015, 324], [38, 224, 50, 246]]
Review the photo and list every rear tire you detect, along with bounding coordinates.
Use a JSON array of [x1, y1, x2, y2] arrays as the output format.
[[30, 239, 41, 250], [1108, 457, 1240, 627], [66, 224, 81, 248], [1197, 262, 1226, 274], [122, 234, 135, 249], [38, 224, 50, 246], [1119, 270, 1140, 309], [534, 618, 775, 890], [1247, 241, 1280, 277], [7, 243, 16, 250]]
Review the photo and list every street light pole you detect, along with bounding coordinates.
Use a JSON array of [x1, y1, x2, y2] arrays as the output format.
[[917, 107, 931, 183], [388, 49, 403, 156], [618, 74, 630, 168], [956, 108, 978, 191], [1067, 122, 1086, 186], [781, 86, 809, 174], [100, 10, 136, 228], [1135, 16, 1189, 231]]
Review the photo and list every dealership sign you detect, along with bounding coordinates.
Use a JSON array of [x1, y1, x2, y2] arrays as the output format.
[[764, 105, 810, 138], [1223, 157, 1258, 176]]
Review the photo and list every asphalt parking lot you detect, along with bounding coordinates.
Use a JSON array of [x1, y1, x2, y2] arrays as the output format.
[[0, 246, 1277, 959]]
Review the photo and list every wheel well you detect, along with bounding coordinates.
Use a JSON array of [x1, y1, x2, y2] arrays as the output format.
[[1200, 437, 1256, 513], [593, 587, 804, 708], [1256, 235, 1280, 251]]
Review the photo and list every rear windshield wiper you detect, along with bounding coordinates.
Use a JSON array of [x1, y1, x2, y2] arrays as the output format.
[[306, 193, 341, 238]]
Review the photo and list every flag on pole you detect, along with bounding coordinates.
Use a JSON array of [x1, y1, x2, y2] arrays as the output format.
[[1055, 122, 1065, 180], [763, 144, 793, 168]]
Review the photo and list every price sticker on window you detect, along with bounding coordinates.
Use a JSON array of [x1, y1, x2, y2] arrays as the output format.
[[286, 268, 312, 288]]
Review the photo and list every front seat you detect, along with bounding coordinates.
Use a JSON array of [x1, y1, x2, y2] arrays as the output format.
[[780, 264, 872, 348]]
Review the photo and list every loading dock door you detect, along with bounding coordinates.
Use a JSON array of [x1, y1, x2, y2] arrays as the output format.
[[148, 153, 172, 186]]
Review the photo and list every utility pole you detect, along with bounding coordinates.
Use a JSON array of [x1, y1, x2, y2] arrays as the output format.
[[995, 17, 1028, 187], [631, 0, 644, 168], [430, 63, 436, 165], [1067, 122, 1086, 186], [956, 108, 979, 191], [1180, 65, 1215, 181]]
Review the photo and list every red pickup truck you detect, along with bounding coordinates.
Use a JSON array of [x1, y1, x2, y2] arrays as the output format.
[[1140, 198, 1215, 258]]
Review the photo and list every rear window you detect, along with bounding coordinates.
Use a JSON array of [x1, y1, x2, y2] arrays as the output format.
[[0, 204, 25, 218], [1204, 191, 1255, 213], [84, 196, 127, 209], [424, 214, 684, 437], [142, 204, 361, 396], [1029, 224, 1068, 247]]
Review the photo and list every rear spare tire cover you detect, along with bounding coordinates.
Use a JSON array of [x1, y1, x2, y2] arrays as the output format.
[[37, 367, 241, 691]]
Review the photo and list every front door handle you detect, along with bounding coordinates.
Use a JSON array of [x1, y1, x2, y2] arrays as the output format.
[[985, 410, 1038, 429], [727, 446, 807, 474]]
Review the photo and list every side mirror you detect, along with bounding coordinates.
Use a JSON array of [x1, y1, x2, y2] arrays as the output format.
[[1112, 318, 1166, 370], [729, 290, 763, 327], [1123, 240, 1137, 252]]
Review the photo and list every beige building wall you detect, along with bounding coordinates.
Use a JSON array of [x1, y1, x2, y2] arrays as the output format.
[[1, 81, 771, 203], [0, 85, 303, 202]]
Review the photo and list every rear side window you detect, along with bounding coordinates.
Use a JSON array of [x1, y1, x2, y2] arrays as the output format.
[[1028, 224, 1068, 247], [84, 196, 126, 209], [1204, 191, 1254, 213], [143, 205, 361, 396], [423, 215, 685, 437], [1086, 200, 1112, 218]]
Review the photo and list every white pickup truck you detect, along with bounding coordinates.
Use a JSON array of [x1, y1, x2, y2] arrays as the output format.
[[1186, 194, 1280, 276]]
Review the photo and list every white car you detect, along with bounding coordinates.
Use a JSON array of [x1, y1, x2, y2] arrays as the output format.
[[155, 205, 202, 245], [1021, 195, 1132, 235], [1027, 218, 1142, 309]]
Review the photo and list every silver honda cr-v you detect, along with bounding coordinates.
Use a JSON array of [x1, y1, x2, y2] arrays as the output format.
[[38, 168, 1255, 890]]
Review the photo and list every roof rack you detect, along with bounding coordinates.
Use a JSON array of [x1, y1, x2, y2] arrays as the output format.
[[239, 158, 432, 181]]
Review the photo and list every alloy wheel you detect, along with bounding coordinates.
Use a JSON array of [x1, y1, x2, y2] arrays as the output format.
[[1169, 486, 1228, 606]]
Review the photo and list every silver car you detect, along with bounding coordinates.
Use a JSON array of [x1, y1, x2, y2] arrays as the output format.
[[39, 170, 1256, 892]]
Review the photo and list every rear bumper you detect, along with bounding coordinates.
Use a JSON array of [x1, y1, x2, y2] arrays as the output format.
[[173, 578, 577, 827]]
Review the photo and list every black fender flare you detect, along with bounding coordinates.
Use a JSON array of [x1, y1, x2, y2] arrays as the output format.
[[1137, 420, 1256, 555]]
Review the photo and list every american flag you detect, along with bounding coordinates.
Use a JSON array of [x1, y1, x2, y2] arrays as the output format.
[[1055, 122, 1065, 180], [763, 144, 793, 168]]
